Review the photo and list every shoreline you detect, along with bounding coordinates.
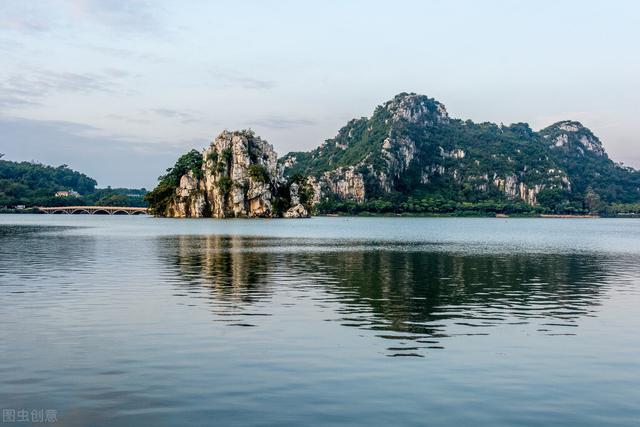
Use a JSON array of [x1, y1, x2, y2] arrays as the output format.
[[1, 211, 634, 219], [321, 213, 606, 219]]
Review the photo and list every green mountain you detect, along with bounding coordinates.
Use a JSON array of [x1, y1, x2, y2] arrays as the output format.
[[282, 93, 640, 215], [0, 157, 147, 209]]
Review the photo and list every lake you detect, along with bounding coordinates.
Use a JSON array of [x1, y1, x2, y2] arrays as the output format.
[[1, 215, 639, 426]]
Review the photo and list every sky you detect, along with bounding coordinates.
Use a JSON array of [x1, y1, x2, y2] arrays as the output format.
[[1, 0, 639, 188]]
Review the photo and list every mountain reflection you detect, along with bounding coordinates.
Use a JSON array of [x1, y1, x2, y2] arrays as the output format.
[[164, 234, 274, 305], [158, 234, 624, 356]]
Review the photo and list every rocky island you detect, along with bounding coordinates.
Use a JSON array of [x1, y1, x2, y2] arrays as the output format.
[[145, 130, 312, 218], [146, 93, 640, 217]]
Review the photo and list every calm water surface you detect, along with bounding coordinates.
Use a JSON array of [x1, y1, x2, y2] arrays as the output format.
[[1, 215, 639, 426]]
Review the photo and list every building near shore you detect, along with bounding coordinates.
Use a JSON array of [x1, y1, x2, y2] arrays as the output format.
[[55, 190, 80, 197]]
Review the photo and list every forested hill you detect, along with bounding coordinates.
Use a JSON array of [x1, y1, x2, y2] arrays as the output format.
[[281, 93, 640, 216], [0, 156, 147, 209]]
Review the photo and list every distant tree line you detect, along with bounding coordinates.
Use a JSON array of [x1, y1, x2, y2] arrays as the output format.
[[315, 186, 640, 217], [0, 159, 147, 210]]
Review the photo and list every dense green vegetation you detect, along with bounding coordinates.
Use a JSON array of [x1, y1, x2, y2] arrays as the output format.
[[315, 193, 603, 216], [0, 157, 147, 210], [247, 164, 270, 183], [216, 176, 233, 196], [319, 199, 640, 217], [283, 93, 640, 216], [144, 149, 203, 215], [88, 188, 148, 207]]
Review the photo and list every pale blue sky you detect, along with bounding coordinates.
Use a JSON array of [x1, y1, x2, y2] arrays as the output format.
[[1, 0, 638, 188]]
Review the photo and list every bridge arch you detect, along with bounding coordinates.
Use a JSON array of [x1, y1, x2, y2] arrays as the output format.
[[38, 206, 148, 215]]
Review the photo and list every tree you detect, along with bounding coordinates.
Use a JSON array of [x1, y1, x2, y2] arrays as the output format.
[[537, 188, 567, 212], [247, 164, 270, 183], [144, 150, 203, 215], [584, 186, 602, 214]]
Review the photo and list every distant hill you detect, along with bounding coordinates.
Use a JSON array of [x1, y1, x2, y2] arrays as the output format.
[[0, 156, 147, 209], [281, 93, 640, 215]]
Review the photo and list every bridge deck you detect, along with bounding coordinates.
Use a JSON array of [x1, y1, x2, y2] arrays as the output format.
[[38, 206, 148, 215]]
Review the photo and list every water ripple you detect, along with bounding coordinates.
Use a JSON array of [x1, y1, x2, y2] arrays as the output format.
[[1, 220, 640, 426]]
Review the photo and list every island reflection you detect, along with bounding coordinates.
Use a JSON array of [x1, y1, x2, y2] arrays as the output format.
[[158, 234, 623, 356]]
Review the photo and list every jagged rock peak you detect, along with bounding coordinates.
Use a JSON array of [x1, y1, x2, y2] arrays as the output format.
[[382, 92, 449, 125], [541, 120, 605, 156], [205, 129, 278, 183], [160, 129, 310, 218], [554, 120, 586, 133]]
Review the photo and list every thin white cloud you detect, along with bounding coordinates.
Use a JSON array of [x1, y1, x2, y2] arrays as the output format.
[[211, 68, 277, 90], [246, 116, 316, 129], [0, 1, 58, 34], [105, 114, 151, 125], [69, 0, 164, 35], [145, 108, 205, 124], [0, 67, 134, 110], [84, 44, 165, 63], [1, 18, 49, 33]]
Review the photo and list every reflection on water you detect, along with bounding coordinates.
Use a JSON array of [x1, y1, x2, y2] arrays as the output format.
[[159, 234, 627, 357], [1, 218, 640, 427]]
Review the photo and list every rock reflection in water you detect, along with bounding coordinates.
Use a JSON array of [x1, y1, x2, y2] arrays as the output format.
[[158, 234, 623, 356]]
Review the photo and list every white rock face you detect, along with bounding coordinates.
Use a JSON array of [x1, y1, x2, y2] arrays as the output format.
[[382, 136, 416, 179], [321, 167, 366, 202], [439, 147, 465, 159], [284, 203, 309, 218], [493, 175, 518, 198], [579, 135, 604, 154], [385, 93, 449, 125], [306, 177, 322, 205], [289, 182, 301, 205], [519, 183, 543, 205], [559, 123, 580, 132], [304, 165, 368, 205], [200, 130, 277, 218], [167, 130, 303, 218], [553, 134, 568, 148], [547, 121, 605, 156], [171, 171, 207, 217], [490, 168, 571, 206]]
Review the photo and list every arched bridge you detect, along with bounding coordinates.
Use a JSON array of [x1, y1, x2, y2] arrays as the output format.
[[38, 206, 148, 215]]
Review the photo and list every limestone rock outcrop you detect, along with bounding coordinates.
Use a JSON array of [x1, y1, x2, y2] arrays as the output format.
[[279, 92, 610, 208], [150, 93, 640, 216], [284, 204, 309, 218], [163, 130, 310, 218], [541, 120, 606, 156]]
